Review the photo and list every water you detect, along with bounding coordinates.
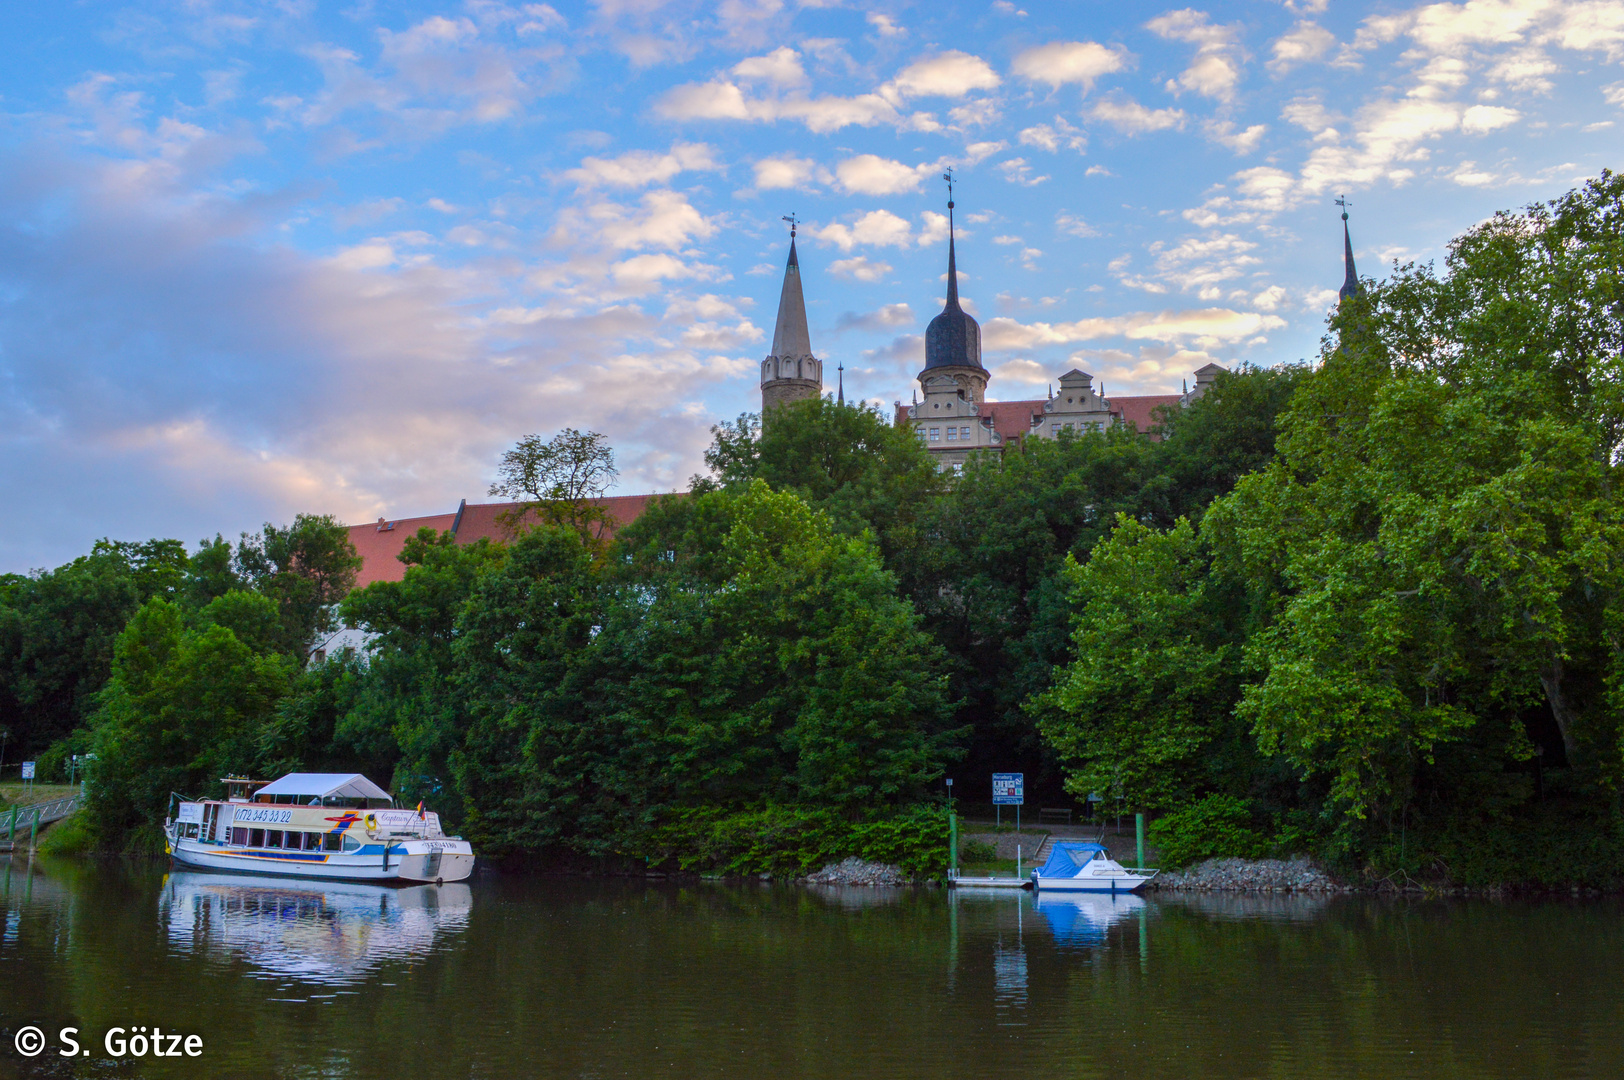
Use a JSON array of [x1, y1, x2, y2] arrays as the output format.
[[4, 855, 1622, 1079]]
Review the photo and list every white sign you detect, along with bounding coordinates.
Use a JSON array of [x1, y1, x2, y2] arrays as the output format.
[[177, 803, 204, 823], [20, 761, 34, 780], [232, 807, 293, 824]]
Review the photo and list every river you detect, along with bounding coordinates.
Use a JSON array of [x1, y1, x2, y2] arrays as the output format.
[[3, 855, 1621, 1079]]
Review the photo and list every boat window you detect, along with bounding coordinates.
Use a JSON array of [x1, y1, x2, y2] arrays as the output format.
[[249, 828, 265, 847], [304, 832, 324, 851], [322, 796, 344, 806], [305, 796, 321, 805], [342, 834, 361, 852], [274, 794, 295, 805], [323, 832, 343, 852], [231, 827, 248, 846], [266, 830, 284, 849]]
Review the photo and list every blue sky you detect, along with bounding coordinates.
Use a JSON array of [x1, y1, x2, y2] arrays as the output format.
[[2, 0, 1620, 571]]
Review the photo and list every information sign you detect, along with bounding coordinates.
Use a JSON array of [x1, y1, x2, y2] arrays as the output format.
[[21, 761, 35, 780], [992, 773, 1024, 805]]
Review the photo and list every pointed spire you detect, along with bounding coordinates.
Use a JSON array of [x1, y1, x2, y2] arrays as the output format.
[[1337, 196, 1361, 302], [769, 218, 812, 359], [923, 167, 984, 375], [837, 362, 845, 406], [944, 177, 961, 311]]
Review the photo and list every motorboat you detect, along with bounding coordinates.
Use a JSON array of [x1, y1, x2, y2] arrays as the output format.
[[1030, 841, 1157, 893], [164, 773, 474, 884]]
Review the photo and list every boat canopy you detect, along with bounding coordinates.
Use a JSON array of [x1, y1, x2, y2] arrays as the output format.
[[1035, 842, 1108, 878], [252, 773, 392, 804]]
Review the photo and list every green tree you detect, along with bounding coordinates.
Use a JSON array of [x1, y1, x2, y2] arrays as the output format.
[[235, 514, 362, 657], [85, 594, 294, 847], [1035, 516, 1238, 814], [489, 427, 620, 545]]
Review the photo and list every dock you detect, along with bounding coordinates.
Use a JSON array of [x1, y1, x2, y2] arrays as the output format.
[[947, 872, 1032, 890]]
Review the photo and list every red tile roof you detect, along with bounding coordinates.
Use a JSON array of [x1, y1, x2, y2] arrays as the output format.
[[893, 394, 1182, 446], [347, 493, 677, 589]]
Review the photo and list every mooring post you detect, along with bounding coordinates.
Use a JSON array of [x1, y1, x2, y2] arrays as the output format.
[[30, 807, 40, 851], [6, 803, 16, 842], [948, 811, 958, 877], [1135, 812, 1145, 868]]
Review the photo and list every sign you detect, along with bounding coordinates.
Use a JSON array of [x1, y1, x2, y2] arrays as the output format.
[[177, 803, 204, 823], [992, 772, 1024, 805], [20, 761, 34, 780], [232, 807, 293, 825]]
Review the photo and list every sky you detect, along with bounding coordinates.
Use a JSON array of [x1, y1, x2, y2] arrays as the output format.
[[2, 0, 1620, 572]]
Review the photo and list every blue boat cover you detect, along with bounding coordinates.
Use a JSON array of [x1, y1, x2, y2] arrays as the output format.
[[1034, 841, 1107, 879]]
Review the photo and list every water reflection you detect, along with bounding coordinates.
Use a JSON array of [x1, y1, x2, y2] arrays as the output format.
[[160, 872, 471, 985], [1033, 891, 1145, 948]]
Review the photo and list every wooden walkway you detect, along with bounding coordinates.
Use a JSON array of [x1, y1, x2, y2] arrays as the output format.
[[1, 794, 82, 852]]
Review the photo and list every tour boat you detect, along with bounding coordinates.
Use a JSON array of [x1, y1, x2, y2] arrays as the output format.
[[164, 773, 474, 884], [1030, 841, 1157, 893]]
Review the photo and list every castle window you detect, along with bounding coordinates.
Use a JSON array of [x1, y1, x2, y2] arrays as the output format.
[[945, 427, 957, 441], [929, 427, 940, 441], [1051, 424, 1060, 435], [916, 428, 927, 441], [960, 426, 971, 440]]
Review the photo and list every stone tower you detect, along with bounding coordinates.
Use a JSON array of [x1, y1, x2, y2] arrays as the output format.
[[919, 180, 988, 403], [760, 228, 822, 419]]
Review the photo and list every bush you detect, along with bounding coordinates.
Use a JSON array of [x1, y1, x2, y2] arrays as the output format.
[[37, 811, 95, 856], [959, 839, 997, 862], [634, 805, 950, 878], [1149, 795, 1269, 868]]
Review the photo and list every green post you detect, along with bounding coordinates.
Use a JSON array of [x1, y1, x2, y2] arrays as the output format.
[[7, 804, 15, 842], [30, 808, 40, 851], [1135, 812, 1145, 868], [948, 811, 958, 877]]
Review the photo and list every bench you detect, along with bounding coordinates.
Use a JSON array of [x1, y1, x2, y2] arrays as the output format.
[[1038, 807, 1072, 825]]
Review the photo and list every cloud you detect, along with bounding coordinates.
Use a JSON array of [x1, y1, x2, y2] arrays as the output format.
[[807, 209, 915, 250], [1011, 40, 1130, 90], [891, 51, 1002, 98], [837, 303, 914, 330], [1146, 9, 1247, 102], [752, 154, 823, 189], [562, 141, 721, 187], [1269, 21, 1336, 73], [1206, 120, 1268, 153], [654, 79, 905, 133], [732, 46, 807, 86], [1090, 96, 1186, 133], [835, 154, 931, 195], [1018, 116, 1086, 152], [827, 256, 894, 282], [981, 307, 1286, 352], [867, 12, 906, 37], [558, 189, 718, 251], [996, 158, 1049, 186], [1056, 212, 1098, 237]]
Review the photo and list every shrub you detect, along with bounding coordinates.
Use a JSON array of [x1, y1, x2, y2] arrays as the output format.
[[635, 805, 949, 878], [959, 839, 997, 862], [1149, 795, 1269, 868], [37, 811, 95, 856]]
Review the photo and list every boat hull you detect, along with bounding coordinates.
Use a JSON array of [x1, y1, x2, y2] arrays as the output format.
[[1032, 873, 1156, 893], [169, 837, 474, 884]]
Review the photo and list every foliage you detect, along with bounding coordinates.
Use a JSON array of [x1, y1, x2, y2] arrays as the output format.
[[84, 594, 295, 845], [488, 427, 620, 544], [958, 838, 997, 863], [1035, 516, 1241, 812], [633, 804, 951, 878], [698, 397, 945, 565], [37, 811, 95, 856], [1147, 795, 1270, 868], [234, 514, 363, 657]]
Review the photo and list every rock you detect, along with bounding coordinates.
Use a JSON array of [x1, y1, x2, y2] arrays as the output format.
[[1149, 854, 1347, 893], [805, 856, 908, 886]]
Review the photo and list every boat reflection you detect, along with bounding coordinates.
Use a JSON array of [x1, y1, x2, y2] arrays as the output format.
[[160, 872, 471, 985], [1034, 891, 1145, 948]]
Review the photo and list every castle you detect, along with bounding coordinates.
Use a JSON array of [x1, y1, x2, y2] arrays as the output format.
[[341, 200, 1362, 593]]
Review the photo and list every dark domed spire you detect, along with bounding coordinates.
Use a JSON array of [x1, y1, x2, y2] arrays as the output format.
[[924, 169, 983, 372], [1338, 196, 1361, 302]]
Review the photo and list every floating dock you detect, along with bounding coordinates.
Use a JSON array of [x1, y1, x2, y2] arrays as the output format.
[[948, 875, 1032, 889]]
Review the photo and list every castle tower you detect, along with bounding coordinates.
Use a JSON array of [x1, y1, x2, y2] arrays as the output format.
[[919, 174, 988, 403], [760, 222, 822, 419]]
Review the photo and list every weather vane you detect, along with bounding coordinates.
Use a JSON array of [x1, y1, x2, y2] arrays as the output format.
[[1335, 195, 1351, 222], [942, 166, 955, 210], [781, 213, 799, 238]]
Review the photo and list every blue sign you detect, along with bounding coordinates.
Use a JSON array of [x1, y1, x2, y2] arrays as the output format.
[[992, 773, 1024, 805]]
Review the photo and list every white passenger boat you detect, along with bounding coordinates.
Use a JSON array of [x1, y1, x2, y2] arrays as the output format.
[[164, 773, 474, 884], [1030, 841, 1157, 893]]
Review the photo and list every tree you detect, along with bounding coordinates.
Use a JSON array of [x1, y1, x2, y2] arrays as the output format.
[[697, 397, 945, 566], [85, 595, 294, 848], [489, 428, 620, 544], [1035, 516, 1238, 814], [235, 514, 362, 657]]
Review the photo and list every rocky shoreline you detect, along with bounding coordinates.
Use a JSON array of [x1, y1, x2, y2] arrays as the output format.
[[1148, 855, 1352, 893], [804, 857, 910, 886]]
